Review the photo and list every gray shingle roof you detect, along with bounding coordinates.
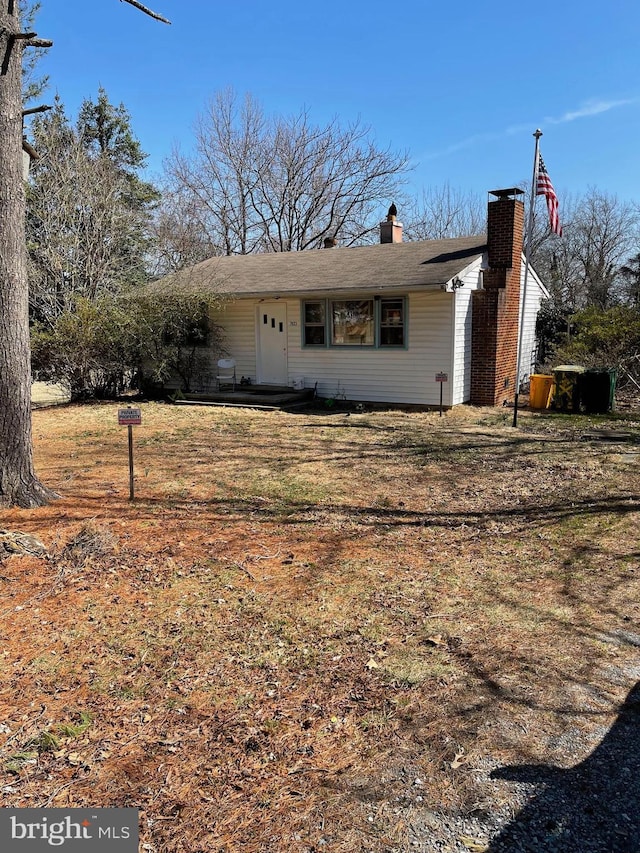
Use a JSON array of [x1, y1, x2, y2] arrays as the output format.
[[155, 236, 487, 298]]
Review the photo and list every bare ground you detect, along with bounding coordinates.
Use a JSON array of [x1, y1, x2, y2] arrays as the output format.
[[1, 402, 639, 852]]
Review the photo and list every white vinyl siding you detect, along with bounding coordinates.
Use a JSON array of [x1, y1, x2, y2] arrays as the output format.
[[286, 291, 453, 405], [518, 260, 549, 387], [213, 292, 453, 404], [451, 263, 484, 404], [452, 286, 474, 405], [214, 299, 257, 381]]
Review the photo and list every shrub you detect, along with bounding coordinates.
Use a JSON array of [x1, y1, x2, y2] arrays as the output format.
[[31, 291, 225, 400], [550, 305, 640, 389], [131, 292, 225, 394], [31, 298, 137, 399]]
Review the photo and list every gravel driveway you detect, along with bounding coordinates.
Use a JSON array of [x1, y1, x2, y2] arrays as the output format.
[[405, 652, 640, 852]]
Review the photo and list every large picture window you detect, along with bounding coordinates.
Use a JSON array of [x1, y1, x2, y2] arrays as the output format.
[[302, 297, 406, 348], [331, 300, 374, 346]]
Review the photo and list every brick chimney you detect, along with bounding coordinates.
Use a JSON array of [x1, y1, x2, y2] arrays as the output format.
[[380, 203, 403, 243], [470, 188, 525, 406]]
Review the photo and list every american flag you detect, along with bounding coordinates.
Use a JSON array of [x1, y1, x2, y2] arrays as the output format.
[[536, 154, 562, 237]]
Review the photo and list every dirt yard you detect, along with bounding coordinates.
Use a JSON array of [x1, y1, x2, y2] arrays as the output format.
[[1, 402, 639, 852]]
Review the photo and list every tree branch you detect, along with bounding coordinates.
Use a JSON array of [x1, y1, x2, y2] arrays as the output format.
[[25, 38, 53, 48], [119, 0, 171, 24], [22, 105, 52, 116], [7, 31, 53, 49]]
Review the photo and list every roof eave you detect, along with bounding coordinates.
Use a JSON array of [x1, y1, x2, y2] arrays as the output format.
[[228, 283, 450, 300]]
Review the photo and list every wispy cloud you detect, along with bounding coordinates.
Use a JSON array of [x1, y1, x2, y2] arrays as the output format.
[[421, 131, 501, 161], [421, 97, 637, 160], [545, 97, 637, 124]]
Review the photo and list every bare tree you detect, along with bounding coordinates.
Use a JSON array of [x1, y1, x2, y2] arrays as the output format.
[[531, 189, 640, 312], [620, 252, 640, 309], [163, 88, 410, 257], [149, 183, 223, 276], [574, 190, 639, 308], [166, 91, 266, 257], [0, 0, 168, 508], [402, 183, 485, 241]]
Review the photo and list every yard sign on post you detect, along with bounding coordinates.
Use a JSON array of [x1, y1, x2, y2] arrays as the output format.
[[435, 373, 448, 417], [118, 406, 142, 500]]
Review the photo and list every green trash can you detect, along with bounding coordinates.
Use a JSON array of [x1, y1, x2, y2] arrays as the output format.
[[579, 368, 617, 414], [553, 365, 585, 412]]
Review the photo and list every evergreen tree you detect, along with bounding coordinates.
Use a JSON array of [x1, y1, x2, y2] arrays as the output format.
[[77, 86, 158, 208], [27, 91, 159, 323]]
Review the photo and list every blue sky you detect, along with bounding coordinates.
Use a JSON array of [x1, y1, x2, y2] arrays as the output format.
[[30, 0, 640, 210]]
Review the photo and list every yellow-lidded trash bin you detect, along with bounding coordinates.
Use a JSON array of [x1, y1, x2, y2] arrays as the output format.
[[553, 364, 585, 412], [529, 374, 554, 409]]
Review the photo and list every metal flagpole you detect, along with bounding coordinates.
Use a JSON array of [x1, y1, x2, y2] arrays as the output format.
[[512, 129, 543, 428]]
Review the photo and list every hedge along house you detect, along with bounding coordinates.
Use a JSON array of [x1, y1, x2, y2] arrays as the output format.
[[155, 188, 548, 407]]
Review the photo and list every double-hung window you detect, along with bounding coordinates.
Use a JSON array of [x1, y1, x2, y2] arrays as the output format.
[[303, 301, 327, 346], [302, 297, 406, 348], [379, 298, 405, 347]]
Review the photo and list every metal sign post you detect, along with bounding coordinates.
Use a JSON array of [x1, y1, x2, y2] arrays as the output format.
[[118, 406, 142, 500], [435, 373, 448, 417], [127, 425, 135, 500]]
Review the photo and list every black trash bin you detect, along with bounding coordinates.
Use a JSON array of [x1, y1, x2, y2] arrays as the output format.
[[553, 365, 585, 412], [580, 368, 616, 414]]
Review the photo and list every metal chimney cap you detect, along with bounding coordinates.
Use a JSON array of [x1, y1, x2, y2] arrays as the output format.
[[488, 188, 524, 199]]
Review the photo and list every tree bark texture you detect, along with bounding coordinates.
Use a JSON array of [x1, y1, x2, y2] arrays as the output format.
[[0, 5, 53, 506]]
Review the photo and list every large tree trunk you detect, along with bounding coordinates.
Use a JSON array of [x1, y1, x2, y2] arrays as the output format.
[[0, 4, 54, 507]]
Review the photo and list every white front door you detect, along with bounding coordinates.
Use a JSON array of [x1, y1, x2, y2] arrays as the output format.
[[257, 302, 288, 385]]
